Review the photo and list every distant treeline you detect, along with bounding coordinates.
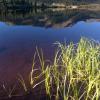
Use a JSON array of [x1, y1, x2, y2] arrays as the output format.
[[0, 0, 100, 5]]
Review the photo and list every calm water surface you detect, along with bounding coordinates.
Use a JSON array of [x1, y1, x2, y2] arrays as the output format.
[[0, 8, 100, 85]]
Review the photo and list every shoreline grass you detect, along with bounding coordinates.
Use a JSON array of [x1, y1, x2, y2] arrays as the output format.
[[0, 37, 100, 100]]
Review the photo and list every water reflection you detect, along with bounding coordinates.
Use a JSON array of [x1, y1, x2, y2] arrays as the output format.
[[0, 8, 100, 87], [0, 8, 100, 28]]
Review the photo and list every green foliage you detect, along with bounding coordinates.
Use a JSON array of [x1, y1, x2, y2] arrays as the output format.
[[36, 37, 100, 100], [1, 38, 100, 99]]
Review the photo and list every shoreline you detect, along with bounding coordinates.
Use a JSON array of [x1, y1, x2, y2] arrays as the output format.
[[0, 3, 100, 11]]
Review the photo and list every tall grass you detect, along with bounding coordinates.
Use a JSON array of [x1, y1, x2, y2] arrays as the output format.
[[35, 38, 100, 100]]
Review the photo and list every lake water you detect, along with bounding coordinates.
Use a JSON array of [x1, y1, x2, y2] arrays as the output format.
[[0, 8, 100, 87]]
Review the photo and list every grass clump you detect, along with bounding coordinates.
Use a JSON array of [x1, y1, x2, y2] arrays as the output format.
[[39, 38, 100, 100], [19, 38, 100, 100]]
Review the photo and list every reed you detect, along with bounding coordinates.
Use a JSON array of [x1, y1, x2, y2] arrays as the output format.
[[39, 37, 100, 100], [3, 37, 99, 100]]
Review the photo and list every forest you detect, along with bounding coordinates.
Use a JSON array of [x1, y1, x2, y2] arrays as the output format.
[[0, 0, 100, 5]]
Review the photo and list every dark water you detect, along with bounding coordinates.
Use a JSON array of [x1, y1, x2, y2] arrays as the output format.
[[0, 8, 100, 86]]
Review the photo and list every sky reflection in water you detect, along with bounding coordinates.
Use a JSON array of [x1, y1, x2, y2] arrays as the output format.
[[0, 12, 100, 85]]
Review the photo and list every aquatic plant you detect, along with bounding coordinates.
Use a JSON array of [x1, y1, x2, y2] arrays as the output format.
[[35, 37, 100, 100], [2, 38, 99, 100]]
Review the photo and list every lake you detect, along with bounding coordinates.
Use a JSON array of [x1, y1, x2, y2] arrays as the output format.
[[0, 8, 100, 88]]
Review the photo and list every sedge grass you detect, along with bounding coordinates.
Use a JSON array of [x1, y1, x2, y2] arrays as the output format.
[[1, 37, 99, 100], [34, 37, 100, 100]]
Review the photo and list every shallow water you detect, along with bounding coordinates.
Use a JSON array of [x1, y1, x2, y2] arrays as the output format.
[[0, 8, 100, 86]]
